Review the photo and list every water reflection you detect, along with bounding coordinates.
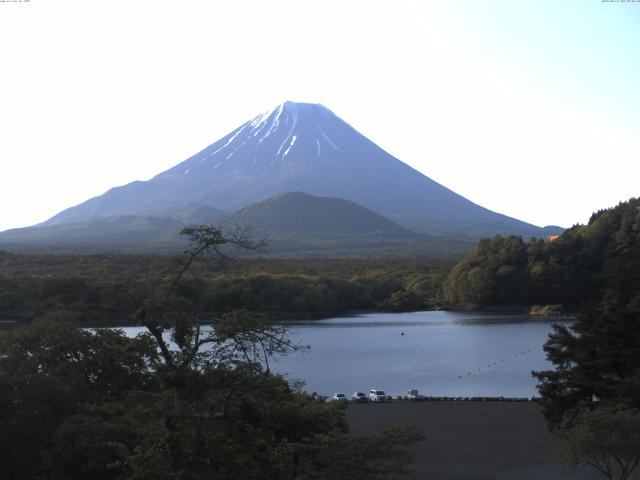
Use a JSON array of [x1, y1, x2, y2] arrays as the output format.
[[272, 311, 572, 398], [116, 311, 572, 398]]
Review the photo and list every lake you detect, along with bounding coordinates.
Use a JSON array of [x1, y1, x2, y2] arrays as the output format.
[[272, 311, 568, 398], [119, 311, 570, 398]]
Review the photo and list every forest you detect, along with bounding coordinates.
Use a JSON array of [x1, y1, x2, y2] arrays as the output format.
[[0, 227, 423, 480], [443, 198, 640, 311], [444, 199, 640, 478], [1, 199, 639, 479], [0, 252, 451, 326], [3, 198, 639, 326]]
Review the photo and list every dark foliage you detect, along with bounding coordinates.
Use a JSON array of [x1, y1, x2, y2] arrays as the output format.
[[444, 198, 640, 310], [443, 199, 640, 430], [0, 253, 451, 325], [556, 406, 640, 480], [0, 226, 423, 479], [525, 199, 640, 428]]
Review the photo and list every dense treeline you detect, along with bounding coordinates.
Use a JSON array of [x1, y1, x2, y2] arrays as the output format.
[[529, 198, 640, 430], [0, 227, 422, 479], [4, 198, 636, 323], [0, 316, 422, 480], [0, 253, 450, 324], [443, 198, 640, 477], [443, 198, 640, 309]]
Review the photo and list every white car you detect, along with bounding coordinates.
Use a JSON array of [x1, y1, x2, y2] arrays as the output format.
[[332, 393, 348, 402], [352, 392, 368, 403], [407, 389, 422, 400], [369, 389, 387, 402]]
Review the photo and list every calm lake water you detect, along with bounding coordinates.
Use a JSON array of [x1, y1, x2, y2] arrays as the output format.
[[273, 311, 569, 398], [120, 311, 570, 398]]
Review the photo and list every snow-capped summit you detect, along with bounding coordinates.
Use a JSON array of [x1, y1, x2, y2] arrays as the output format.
[[243, 102, 347, 158], [159, 101, 356, 178], [41, 101, 551, 238]]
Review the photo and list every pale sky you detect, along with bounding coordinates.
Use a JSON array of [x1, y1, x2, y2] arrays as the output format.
[[1, 0, 638, 232]]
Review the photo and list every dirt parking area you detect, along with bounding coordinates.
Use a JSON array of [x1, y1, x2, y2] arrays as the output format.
[[346, 401, 607, 480]]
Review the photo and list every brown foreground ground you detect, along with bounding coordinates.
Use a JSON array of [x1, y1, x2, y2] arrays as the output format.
[[346, 401, 606, 480]]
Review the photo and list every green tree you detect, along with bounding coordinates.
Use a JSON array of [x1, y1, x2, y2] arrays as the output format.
[[443, 197, 640, 310], [443, 235, 529, 305], [556, 407, 640, 480], [0, 225, 423, 479], [0, 313, 158, 479], [533, 298, 640, 429]]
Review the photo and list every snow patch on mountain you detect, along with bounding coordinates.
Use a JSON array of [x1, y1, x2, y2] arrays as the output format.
[[282, 135, 297, 158], [320, 130, 340, 151], [35, 100, 553, 240], [208, 123, 250, 157]]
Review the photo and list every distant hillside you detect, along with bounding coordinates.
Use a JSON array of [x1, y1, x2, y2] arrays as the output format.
[[0, 216, 186, 251], [0, 192, 475, 257], [0, 204, 225, 252], [220, 192, 418, 238], [540, 225, 565, 236], [214, 192, 461, 255], [166, 204, 226, 223]]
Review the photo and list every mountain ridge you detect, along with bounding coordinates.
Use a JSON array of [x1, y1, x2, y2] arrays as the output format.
[[0, 192, 477, 257], [40, 101, 556, 238], [3, 101, 564, 253], [219, 191, 420, 238]]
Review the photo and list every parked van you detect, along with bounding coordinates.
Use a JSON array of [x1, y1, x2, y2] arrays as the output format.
[[369, 389, 387, 402]]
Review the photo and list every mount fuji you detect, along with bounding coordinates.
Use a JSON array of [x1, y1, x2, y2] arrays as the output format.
[[2, 101, 561, 251]]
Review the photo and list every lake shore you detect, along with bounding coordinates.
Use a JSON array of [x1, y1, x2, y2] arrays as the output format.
[[346, 401, 602, 480]]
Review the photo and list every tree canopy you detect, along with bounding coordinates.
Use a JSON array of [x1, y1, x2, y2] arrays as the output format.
[[525, 200, 640, 428], [0, 225, 422, 479], [444, 198, 640, 310], [556, 407, 640, 480]]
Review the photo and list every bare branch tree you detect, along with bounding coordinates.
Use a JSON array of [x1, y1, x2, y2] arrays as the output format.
[[136, 224, 303, 385], [169, 224, 267, 298]]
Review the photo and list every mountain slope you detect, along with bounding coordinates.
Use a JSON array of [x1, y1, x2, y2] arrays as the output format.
[[0, 216, 185, 250], [220, 192, 418, 238], [0, 193, 476, 257], [0, 205, 225, 251], [41, 101, 555, 238]]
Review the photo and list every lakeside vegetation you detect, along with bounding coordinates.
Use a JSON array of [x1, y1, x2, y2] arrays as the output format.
[[0, 227, 423, 480], [0, 253, 451, 325], [1, 198, 638, 479], [440, 198, 640, 479], [443, 198, 640, 312], [2, 198, 638, 329]]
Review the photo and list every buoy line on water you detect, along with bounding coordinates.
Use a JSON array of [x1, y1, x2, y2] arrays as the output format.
[[456, 347, 535, 380]]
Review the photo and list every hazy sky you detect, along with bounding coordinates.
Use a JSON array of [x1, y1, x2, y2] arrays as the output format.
[[1, 0, 638, 232]]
